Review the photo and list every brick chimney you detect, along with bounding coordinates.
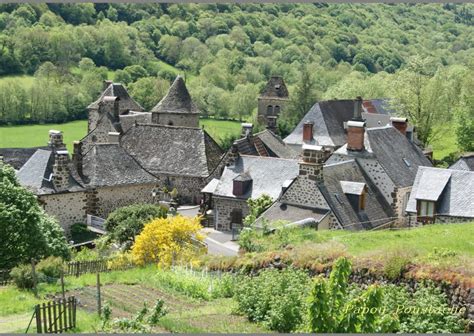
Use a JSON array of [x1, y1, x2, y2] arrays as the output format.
[[72, 141, 83, 176], [52, 150, 70, 191], [347, 120, 365, 151], [391, 117, 408, 136], [303, 121, 314, 142], [299, 144, 329, 182], [233, 172, 252, 197], [108, 132, 120, 144], [241, 123, 253, 138], [266, 116, 277, 133], [103, 80, 113, 91], [48, 130, 65, 150]]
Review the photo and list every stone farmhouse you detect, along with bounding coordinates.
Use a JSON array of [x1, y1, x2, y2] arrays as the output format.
[[283, 97, 418, 153], [406, 166, 474, 225], [202, 153, 300, 231], [14, 76, 224, 231]]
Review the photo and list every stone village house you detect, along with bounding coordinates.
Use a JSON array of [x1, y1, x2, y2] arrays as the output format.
[[406, 166, 474, 225], [14, 76, 224, 231]]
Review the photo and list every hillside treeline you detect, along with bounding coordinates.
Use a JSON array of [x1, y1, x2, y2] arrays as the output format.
[[0, 3, 472, 149]]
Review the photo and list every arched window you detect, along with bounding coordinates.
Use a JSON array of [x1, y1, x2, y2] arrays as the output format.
[[266, 105, 273, 115], [274, 106, 280, 114]]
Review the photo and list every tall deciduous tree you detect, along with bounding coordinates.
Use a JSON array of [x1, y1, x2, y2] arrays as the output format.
[[285, 64, 319, 124]]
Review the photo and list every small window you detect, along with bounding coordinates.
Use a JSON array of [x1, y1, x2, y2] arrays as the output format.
[[360, 192, 366, 210], [274, 106, 280, 114], [418, 200, 435, 217], [334, 193, 344, 205], [266, 105, 273, 115], [168, 121, 174, 126], [403, 158, 411, 167]]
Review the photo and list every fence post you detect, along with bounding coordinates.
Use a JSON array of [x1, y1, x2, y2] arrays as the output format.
[[96, 272, 101, 317], [35, 304, 42, 333], [60, 271, 66, 301], [31, 259, 38, 298]]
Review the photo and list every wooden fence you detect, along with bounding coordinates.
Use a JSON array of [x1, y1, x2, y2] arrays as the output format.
[[66, 259, 135, 277], [35, 297, 76, 333]]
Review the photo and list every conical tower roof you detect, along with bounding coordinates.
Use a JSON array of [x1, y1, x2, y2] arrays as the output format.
[[151, 75, 200, 114]]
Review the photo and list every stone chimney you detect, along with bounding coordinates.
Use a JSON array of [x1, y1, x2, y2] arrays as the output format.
[[299, 144, 328, 182], [48, 130, 65, 150], [103, 80, 113, 91], [241, 123, 253, 138], [233, 172, 252, 197], [108, 132, 120, 144], [102, 96, 120, 117], [391, 117, 408, 136], [266, 116, 277, 133], [303, 121, 314, 142], [52, 150, 70, 191], [353, 96, 363, 120], [226, 142, 240, 166], [347, 120, 365, 152], [72, 141, 83, 176]]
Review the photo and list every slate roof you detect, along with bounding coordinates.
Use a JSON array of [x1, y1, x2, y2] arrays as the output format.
[[234, 129, 299, 159], [259, 76, 289, 98], [16, 149, 84, 195], [333, 126, 432, 188], [88, 83, 143, 111], [211, 155, 299, 200], [256, 201, 329, 226], [449, 153, 474, 171], [319, 160, 395, 230], [151, 76, 199, 114], [0, 146, 49, 170], [120, 124, 223, 177], [365, 126, 432, 188], [284, 99, 398, 148], [406, 167, 474, 218], [82, 144, 157, 188]]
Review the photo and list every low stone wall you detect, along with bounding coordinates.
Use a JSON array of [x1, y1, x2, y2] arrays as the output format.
[[39, 191, 87, 232]]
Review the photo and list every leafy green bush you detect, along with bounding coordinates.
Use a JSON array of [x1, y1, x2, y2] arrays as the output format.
[[304, 257, 397, 333], [36, 256, 64, 282], [235, 267, 310, 332], [72, 247, 101, 261], [238, 228, 263, 253], [104, 204, 168, 250], [10, 264, 43, 289], [381, 283, 465, 333]]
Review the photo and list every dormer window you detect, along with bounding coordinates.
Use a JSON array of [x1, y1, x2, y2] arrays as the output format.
[[417, 200, 435, 223], [233, 172, 252, 197], [340, 181, 367, 211]]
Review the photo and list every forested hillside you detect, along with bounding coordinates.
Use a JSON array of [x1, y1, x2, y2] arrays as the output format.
[[0, 3, 472, 151]]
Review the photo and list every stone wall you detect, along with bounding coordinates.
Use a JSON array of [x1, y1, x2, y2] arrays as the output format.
[[39, 191, 87, 232], [93, 183, 157, 218], [391, 186, 411, 226], [407, 213, 473, 226], [152, 112, 199, 128], [214, 196, 249, 231]]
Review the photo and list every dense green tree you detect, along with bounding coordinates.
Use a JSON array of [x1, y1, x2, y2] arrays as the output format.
[[0, 164, 70, 269], [128, 77, 170, 110]]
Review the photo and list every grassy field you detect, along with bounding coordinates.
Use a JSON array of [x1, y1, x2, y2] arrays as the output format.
[[0, 119, 242, 152], [430, 122, 459, 160], [0, 121, 88, 152], [0, 266, 267, 333]]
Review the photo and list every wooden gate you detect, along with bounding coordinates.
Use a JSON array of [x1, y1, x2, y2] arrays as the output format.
[[35, 296, 76, 333]]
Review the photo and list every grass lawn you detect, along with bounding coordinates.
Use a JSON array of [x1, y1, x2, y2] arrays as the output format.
[[0, 119, 242, 151], [0, 266, 267, 333], [430, 122, 459, 160], [0, 120, 88, 152]]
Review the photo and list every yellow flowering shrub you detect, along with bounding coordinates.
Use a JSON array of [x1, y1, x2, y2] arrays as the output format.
[[131, 215, 205, 267]]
